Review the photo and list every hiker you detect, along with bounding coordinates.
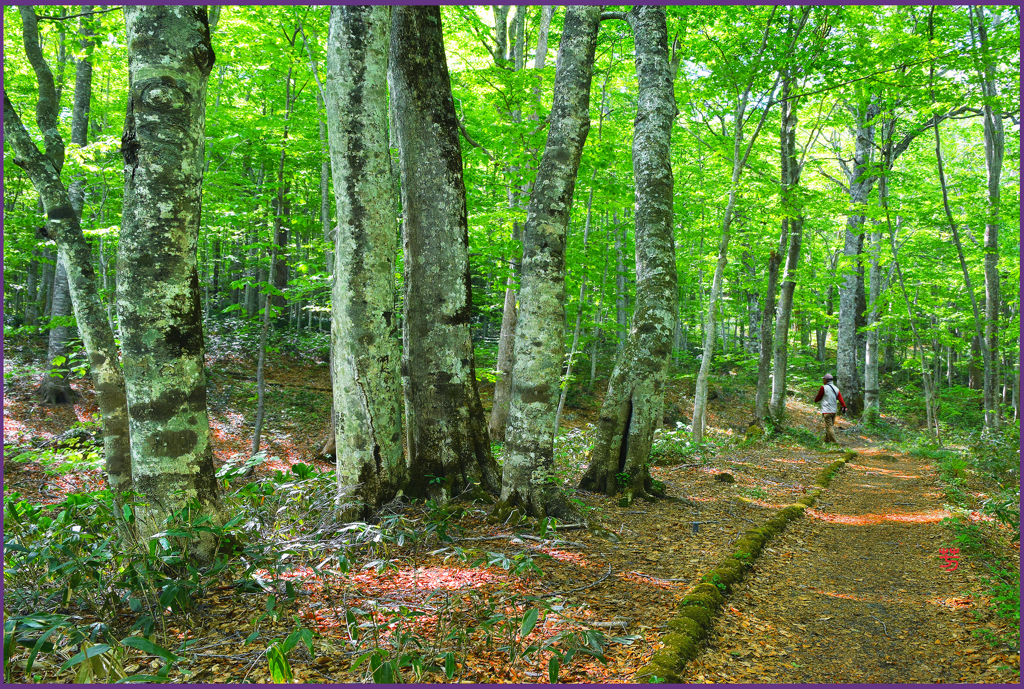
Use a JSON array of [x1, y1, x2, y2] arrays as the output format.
[[814, 373, 847, 444]]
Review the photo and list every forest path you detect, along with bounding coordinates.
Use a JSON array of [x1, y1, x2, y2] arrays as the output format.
[[679, 443, 1020, 684]]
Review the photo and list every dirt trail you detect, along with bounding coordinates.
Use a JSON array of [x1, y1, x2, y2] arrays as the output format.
[[681, 444, 1020, 684]]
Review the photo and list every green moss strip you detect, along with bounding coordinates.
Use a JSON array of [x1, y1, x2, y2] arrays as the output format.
[[634, 451, 856, 683]]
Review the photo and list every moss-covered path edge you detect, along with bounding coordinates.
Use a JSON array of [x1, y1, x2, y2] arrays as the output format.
[[634, 450, 856, 683]]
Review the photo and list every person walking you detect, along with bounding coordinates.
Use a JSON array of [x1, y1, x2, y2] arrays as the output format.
[[814, 373, 847, 444]]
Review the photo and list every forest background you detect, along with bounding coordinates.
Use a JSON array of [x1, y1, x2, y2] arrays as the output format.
[[1, 3, 1020, 684]]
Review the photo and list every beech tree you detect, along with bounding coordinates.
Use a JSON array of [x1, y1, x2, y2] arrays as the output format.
[[323, 5, 404, 512], [498, 4, 600, 520], [390, 5, 501, 499], [4, 5, 132, 495], [119, 5, 222, 554], [579, 6, 676, 502]]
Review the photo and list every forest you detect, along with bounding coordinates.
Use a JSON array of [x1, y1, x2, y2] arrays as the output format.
[[2, 4, 1020, 684]]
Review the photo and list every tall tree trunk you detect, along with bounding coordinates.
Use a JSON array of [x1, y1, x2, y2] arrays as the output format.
[[579, 6, 676, 502], [864, 115, 897, 423], [272, 73, 292, 310], [391, 5, 501, 499], [836, 99, 880, 418], [691, 8, 794, 443], [614, 214, 628, 354], [970, 6, 1004, 430], [25, 249, 39, 326], [493, 5, 510, 67], [250, 248, 274, 464], [499, 5, 600, 520], [741, 248, 760, 355], [753, 251, 780, 424], [38, 261, 75, 404], [119, 5, 221, 556], [554, 174, 598, 437], [5, 6, 131, 495], [317, 89, 333, 277], [768, 73, 804, 423], [324, 5, 405, 512], [488, 257, 518, 442]]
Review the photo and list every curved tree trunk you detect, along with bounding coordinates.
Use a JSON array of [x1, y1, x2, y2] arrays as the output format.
[[579, 6, 676, 503], [5, 6, 131, 494], [119, 5, 221, 557], [323, 5, 405, 512], [390, 6, 500, 500], [499, 4, 601, 520]]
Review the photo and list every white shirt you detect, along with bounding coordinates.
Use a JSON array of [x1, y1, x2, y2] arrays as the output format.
[[821, 383, 840, 414]]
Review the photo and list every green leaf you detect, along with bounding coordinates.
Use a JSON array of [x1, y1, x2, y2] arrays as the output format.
[[121, 636, 179, 663], [266, 645, 293, 683], [59, 643, 111, 671], [549, 655, 560, 684], [521, 608, 539, 637], [444, 651, 455, 679]]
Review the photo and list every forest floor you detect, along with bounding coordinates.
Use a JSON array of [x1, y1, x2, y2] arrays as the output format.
[[2, 330, 1019, 683]]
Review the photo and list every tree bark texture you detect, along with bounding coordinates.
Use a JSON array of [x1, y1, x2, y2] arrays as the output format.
[[119, 5, 221, 552], [324, 5, 405, 512], [579, 6, 676, 502], [971, 6, 1004, 429], [499, 4, 600, 519], [5, 6, 131, 494], [390, 6, 501, 499], [836, 99, 879, 418], [768, 76, 804, 423], [754, 251, 780, 423], [488, 260, 518, 443]]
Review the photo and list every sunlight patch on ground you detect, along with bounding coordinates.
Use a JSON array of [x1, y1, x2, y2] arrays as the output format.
[[352, 565, 504, 594], [769, 457, 808, 465], [808, 587, 892, 604], [807, 509, 951, 525], [538, 549, 591, 566], [928, 596, 973, 610], [848, 464, 921, 479], [617, 571, 688, 589]]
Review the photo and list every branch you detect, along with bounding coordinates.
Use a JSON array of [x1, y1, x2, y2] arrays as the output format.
[[891, 106, 978, 162], [456, 118, 494, 160], [816, 168, 850, 194], [35, 6, 121, 22], [600, 11, 627, 22], [676, 121, 776, 185], [297, 26, 326, 106], [18, 6, 64, 173]]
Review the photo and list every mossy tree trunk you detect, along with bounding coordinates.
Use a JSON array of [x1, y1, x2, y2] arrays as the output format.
[[498, 5, 600, 520], [390, 6, 500, 501], [578, 6, 676, 503], [4, 6, 131, 495], [323, 5, 405, 512], [119, 5, 221, 556]]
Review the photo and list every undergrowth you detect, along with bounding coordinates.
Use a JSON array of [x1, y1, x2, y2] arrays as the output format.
[[3, 454, 635, 683], [928, 421, 1020, 654]]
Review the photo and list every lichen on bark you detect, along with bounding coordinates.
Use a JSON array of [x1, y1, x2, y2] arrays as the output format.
[[119, 5, 221, 559], [579, 7, 677, 501], [499, 5, 601, 520], [324, 5, 405, 515]]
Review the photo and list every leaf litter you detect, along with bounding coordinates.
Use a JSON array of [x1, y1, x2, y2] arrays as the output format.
[[2, 337, 1018, 683]]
